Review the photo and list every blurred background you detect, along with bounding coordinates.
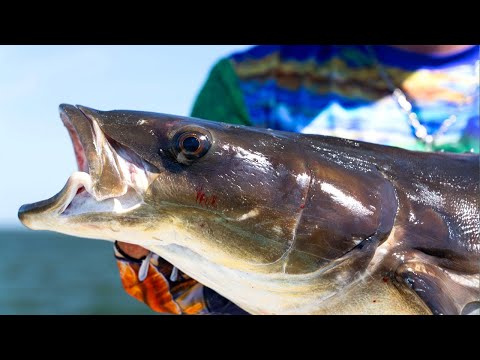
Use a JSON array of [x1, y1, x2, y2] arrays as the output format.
[[0, 45, 252, 314]]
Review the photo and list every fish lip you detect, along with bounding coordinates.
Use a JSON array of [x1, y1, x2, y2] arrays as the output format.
[[18, 172, 93, 229]]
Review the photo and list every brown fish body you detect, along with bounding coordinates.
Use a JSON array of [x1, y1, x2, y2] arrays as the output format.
[[18, 105, 480, 314], [293, 137, 479, 314]]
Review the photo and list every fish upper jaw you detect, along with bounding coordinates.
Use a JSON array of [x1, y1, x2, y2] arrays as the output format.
[[60, 104, 129, 201]]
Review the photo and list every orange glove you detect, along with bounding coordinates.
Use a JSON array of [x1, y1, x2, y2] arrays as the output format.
[[114, 242, 208, 314]]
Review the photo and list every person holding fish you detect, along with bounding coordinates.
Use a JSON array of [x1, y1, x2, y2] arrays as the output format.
[[113, 45, 479, 314]]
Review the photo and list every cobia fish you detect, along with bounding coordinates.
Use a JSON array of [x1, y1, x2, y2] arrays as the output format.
[[18, 105, 480, 315]]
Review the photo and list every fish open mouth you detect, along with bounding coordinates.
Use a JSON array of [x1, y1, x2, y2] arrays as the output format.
[[18, 105, 148, 228]]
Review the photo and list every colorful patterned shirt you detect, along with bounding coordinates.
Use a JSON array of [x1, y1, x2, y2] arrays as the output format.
[[192, 45, 479, 153], [117, 45, 480, 315]]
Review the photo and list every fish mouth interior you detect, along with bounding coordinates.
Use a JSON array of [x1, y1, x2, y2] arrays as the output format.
[[61, 109, 89, 174], [60, 108, 89, 201], [59, 106, 99, 211]]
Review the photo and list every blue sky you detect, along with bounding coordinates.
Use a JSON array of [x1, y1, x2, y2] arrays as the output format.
[[0, 45, 252, 226]]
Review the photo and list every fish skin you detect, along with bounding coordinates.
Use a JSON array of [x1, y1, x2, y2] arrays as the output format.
[[18, 105, 480, 315]]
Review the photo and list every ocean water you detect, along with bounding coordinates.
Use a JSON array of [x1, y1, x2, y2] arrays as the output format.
[[0, 227, 156, 314]]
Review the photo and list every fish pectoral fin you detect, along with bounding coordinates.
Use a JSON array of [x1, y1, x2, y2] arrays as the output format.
[[395, 261, 479, 315]]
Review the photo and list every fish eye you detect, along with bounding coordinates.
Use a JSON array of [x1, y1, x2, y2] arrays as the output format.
[[179, 134, 202, 154], [171, 127, 212, 164]]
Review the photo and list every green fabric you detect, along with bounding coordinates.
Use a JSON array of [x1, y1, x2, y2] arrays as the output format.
[[190, 58, 251, 125]]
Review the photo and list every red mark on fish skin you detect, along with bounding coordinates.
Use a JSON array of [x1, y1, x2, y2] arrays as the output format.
[[196, 187, 206, 204], [195, 187, 218, 208], [299, 203, 305, 209], [210, 195, 217, 207], [382, 277, 389, 283]]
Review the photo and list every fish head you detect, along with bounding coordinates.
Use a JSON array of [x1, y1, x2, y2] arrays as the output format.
[[18, 105, 309, 271]]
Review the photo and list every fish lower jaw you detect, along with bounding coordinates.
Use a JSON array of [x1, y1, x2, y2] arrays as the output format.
[[18, 170, 144, 232], [59, 171, 120, 216], [18, 171, 94, 229]]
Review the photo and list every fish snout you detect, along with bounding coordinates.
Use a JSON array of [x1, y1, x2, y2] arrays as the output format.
[[17, 201, 49, 230], [18, 203, 32, 227]]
